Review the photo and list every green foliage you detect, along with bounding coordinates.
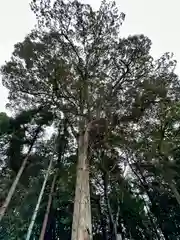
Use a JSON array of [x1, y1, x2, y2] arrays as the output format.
[[1, 0, 180, 239], [0, 112, 10, 135]]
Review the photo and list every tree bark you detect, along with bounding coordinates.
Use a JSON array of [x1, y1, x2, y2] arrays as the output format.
[[26, 157, 53, 240], [39, 173, 57, 240], [71, 123, 92, 240]]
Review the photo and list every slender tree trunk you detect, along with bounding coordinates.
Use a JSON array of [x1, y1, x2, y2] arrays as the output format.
[[161, 155, 180, 206], [0, 126, 41, 223], [127, 158, 167, 240], [39, 173, 57, 240], [0, 153, 30, 222], [26, 157, 53, 240], [44, 208, 55, 240], [71, 123, 92, 240], [102, 172, 118, 240], [169, 181, 180, 205], [97, 198, 108, 240]]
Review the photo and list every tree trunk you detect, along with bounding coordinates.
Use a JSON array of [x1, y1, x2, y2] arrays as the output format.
[[0, 126, 41, 223], [102, 172, 118, 240], [128, 159, 168, 240], [71, 124, 92, 240], [26, 157, 53, 240], [97, 198, 108, 240], [39, 173, 57, 240], [116, 234, 122, 240], [0, 153, 30, 222], [44, 208, 56, 240], [169, 181, 180, 205]]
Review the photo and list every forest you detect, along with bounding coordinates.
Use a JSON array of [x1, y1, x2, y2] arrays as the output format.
[[0, 0, 180, 239]]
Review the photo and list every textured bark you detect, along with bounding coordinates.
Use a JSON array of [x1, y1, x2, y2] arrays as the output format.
[[39, 173, 57, 240], [26, 157, 53, 240], [71, 124, 92, 240]]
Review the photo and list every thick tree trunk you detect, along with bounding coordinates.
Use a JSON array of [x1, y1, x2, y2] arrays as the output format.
[[26, 157, 53, 240], [39, 173, 57, 240], [0, 153, 30, 222], [71, 124, 92, 240]]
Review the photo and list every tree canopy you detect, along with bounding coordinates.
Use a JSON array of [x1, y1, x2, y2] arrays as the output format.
[[0, 0, 180, 239]]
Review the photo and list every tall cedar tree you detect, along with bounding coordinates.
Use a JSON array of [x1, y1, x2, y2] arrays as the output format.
[[1, 0, 180, 239]]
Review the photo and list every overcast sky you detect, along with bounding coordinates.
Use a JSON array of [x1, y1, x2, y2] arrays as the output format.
[[0, 0, 180, 114]]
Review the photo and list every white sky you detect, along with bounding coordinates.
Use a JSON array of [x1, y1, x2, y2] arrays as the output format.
[[0, 0, 180, 114]]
